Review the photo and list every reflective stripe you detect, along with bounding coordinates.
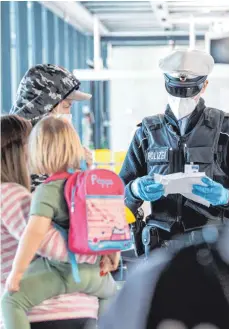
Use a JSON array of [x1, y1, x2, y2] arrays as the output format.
[[86, 195, 123, 199]]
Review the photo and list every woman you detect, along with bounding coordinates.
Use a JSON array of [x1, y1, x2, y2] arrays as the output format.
[[7, 64, 119, 328], [8, 64, 119, 328], [1, 115, 99, 329], [2, 115, 119, 329]]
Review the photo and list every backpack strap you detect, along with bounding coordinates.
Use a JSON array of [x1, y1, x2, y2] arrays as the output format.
[[44, 172, 71, 183], [53, 223, 81, 283], [44, 172, 81, 282], [80, 159, 88, 171]]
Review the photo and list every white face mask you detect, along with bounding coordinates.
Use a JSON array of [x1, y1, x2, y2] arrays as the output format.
[[168, 94, 200, 121], [56, 113, 73, 124]]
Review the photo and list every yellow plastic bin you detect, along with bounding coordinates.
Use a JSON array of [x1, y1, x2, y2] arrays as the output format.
[[93, 149, 113, 170], [113, 151, 127, 174]]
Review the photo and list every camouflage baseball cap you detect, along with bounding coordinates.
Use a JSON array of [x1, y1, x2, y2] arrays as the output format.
[[10, 64, 92, 122]]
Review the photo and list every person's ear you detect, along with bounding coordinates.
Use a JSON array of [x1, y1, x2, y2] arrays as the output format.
[[200, 80, 208, 94]]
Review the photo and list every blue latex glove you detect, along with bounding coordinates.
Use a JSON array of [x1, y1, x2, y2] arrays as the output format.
[[192, 177, 229, 206], [131, 175, 164, 202]]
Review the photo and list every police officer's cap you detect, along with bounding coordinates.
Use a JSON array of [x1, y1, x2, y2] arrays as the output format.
[[159, 49, 214, 76], [159, 49, 214, 98]]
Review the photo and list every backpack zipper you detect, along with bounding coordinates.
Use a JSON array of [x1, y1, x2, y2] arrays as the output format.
[[71, 185, 77, 213]]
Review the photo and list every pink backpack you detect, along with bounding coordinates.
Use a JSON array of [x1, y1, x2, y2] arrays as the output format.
[[45, 169, 132, 255]]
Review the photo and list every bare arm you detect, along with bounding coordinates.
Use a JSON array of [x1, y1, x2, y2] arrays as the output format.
[[6, 213, 97, 292], [1, 188, 70, 262], [11, 215, 51, 277], [2, 188, 96, 268]]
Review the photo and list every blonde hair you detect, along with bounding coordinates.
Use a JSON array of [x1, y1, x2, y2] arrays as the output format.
[[29, 116, 84, 175], [1, 115, 32, 190]]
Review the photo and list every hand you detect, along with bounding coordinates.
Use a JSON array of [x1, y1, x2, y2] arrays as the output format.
[[131, 176, 164, 202], [192, 177, 229, 206], [100, 252, 121, 276], [5, 271, 23, 292], [107, 252, 120, 271], [83, 147, 93, 169]]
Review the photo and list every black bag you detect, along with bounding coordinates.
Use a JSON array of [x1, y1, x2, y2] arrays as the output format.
[[146, 237, 229, 329]]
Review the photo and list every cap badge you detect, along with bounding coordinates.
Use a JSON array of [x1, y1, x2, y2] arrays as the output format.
[[179, 74, 187, 82]]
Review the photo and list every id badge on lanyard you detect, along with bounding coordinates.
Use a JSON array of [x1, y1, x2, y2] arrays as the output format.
[[183, 144, 200, 174], [184, 164, 199, 174]]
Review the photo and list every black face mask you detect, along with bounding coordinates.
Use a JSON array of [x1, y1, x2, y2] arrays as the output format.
[[164, 74, 207, 98]]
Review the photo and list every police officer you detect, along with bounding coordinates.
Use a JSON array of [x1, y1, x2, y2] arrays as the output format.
[[120, 49, 229, 253]]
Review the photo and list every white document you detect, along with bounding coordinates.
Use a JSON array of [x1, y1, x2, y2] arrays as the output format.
[[154, 172, 210, 207]]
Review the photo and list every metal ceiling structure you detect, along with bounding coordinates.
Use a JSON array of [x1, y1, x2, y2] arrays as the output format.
[[70, 0, 229, 80], [80, 1, 229, 36]]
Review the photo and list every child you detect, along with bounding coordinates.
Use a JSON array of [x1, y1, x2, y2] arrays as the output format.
[[1, 116, 118, 329]]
